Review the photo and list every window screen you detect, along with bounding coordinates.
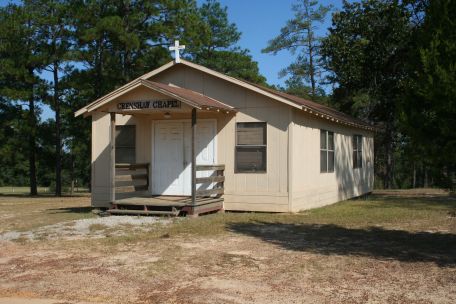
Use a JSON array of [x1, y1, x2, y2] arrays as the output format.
[[320, 130, 335, 173], [235, 122, 266, 173], [353, 135, 363, 169], [115, 125, 136, 164]]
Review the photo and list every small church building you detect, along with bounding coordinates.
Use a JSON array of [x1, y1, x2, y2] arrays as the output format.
[[76, 48, 375, 216]]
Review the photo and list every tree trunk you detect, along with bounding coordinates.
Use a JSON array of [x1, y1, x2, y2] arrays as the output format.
[[70, 150, 75, 196], [54, 62, 62, 196], [412, 163, 416, 188], [28, 90, 37, 196], [309, 46, 316, 97], [94, 38, 104, 98], [424, 166, 428, 188], [306, 28, 316, 97], [384, 130, 394, 189]]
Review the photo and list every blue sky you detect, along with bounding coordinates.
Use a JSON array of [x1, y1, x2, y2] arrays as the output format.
[[1, 0, 344, 120], [214, 0, 343, 86]]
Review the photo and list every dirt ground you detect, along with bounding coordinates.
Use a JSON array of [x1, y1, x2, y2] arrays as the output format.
[[0, 190, 455, 303]]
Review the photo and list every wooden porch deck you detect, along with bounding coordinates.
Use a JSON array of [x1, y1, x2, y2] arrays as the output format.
[[116, 195, 192, 207], [109, 195, 224, 217]]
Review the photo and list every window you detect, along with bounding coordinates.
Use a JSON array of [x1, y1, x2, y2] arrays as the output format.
[[115, 125, 136, 164], [235, 122, 267, 173], [320, 130, 334, 173], [353, 135, 363, 169]]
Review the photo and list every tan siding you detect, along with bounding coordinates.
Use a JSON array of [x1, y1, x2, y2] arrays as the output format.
[[151, 65, 290, 212], [291, 109, 374, 211], [91, 112, 112, 207]]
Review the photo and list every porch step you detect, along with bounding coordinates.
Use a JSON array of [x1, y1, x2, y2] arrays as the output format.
[[107, 209, 180, 216], [107, 196, 224, 217]]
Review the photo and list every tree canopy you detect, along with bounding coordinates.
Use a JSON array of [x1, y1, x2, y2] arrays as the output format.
[[320, 0, 414, 188], [401, 0, 456, 187], [0, 0, 266, 194]]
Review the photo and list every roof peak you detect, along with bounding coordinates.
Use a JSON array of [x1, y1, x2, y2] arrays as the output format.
[[75, 59, 375, 131]]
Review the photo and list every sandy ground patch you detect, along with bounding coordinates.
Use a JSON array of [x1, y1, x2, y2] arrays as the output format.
[[0, 297, 98, 304], [1, 233, 455, 304], [0, 216, 174, 241]]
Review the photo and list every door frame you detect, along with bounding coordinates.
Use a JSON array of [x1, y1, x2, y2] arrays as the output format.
[[150, 118, 217, 195]]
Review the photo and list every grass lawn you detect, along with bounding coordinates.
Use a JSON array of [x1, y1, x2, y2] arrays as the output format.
[[0, 189, 455, 303], [0, 195, 94, 233]]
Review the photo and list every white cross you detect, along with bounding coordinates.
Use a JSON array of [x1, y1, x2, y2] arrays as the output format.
[[169, 40, 185, 63]]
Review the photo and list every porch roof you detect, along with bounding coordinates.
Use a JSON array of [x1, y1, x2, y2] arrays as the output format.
[[75, 78, 235, 117], [144, 80, 235, 111]]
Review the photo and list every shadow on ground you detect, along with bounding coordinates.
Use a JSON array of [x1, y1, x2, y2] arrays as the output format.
[[227, 221, 456, 267], [47, 206, 93, 214], [360, 194, 456, 211]]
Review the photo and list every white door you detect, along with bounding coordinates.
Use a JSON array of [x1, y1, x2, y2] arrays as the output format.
[[183, 120, 217, 194], [153, 122, 185, 195], [153, 120, 216, 196]]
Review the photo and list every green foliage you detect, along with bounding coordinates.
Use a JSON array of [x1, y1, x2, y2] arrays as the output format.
[[0, 4, 43, 99], [321, 0, 414, 188], [191, 0, 240, 56], [195, 49, 266, 84], [402, 0, 456, 188], [321, 0, 455, 189], [321, 0, 411, 120], [0, 100, 28, 186], [0, 3, 48, 194], [274, 77, 329, 105]]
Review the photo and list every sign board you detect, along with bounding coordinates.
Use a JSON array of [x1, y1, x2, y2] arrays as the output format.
[[117, 100, 181, 110]]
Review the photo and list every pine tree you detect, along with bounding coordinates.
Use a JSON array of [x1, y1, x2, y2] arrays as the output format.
[[0, 3, 44, 195], [403, 0, 456, 188], [262, 0, 332, 97], [26, 0, 74, 196]]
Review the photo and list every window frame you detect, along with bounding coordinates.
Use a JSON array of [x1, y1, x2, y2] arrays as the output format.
[[115, 125, 136, 164], [235, 122, 267, 173], [320, 129, 335, 173], [353, 134, 363, 169]]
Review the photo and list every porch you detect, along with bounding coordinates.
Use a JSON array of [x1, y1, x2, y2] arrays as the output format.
[[107, 163, 226, 217], [93, 80, 235, 216]]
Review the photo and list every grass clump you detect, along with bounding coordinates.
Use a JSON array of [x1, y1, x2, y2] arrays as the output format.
[[89, 223, 108, 233]]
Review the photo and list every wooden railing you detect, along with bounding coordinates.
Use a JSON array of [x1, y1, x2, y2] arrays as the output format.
[[115, 163, 149, 199], [114, 163, 223, 200], [195, 164, 225, 198]]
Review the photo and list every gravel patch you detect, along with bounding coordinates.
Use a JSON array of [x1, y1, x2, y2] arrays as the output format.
[[0, 216, 175, 241]]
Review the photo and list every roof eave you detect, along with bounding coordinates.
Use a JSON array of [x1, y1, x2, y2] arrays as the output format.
[[74, 60, 177, 116], [300, 105, 376, 132]]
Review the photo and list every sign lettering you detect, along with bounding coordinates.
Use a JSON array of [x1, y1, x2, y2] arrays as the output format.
[[117, 100, 181, 110]]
